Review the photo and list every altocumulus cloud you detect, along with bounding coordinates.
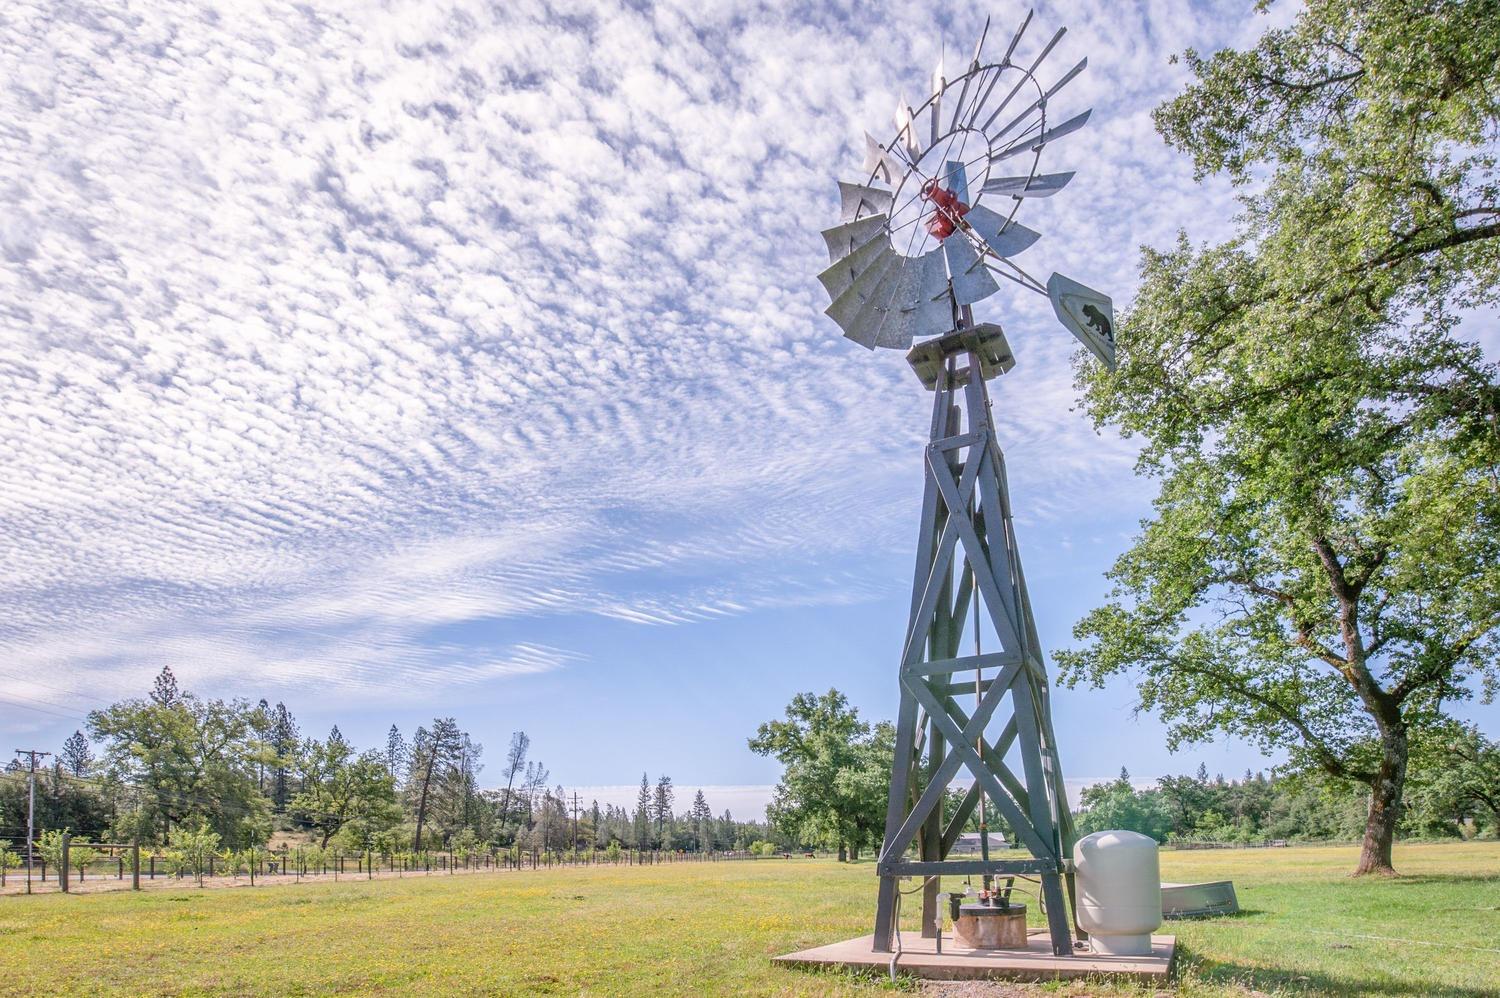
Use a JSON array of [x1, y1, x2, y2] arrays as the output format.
[[0, 0, 1250, 707]]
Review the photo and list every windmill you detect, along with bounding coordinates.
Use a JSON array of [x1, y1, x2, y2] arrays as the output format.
[[816, 12, 1116, 957]]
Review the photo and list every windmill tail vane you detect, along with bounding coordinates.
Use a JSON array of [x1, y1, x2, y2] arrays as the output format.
[[817, 9, 1117, 370]]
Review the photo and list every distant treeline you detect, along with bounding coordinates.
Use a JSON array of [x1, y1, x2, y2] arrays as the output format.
[[0, 667, 783, 855], [1074, 745, 1499, 845], [749, 690, 1497, 859]]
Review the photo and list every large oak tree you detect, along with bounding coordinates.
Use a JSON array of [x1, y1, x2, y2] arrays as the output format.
[[1058, 0, 1500, 875]]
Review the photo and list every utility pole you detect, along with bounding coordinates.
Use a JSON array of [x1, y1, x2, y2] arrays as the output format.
[[14, 750, 50, 895], [570, 792, 580, 854]]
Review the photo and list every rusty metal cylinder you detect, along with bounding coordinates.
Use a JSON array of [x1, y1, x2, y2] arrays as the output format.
[[952, 902, 1028, 950]]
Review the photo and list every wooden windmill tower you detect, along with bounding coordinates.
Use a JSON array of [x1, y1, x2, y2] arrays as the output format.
[[815, 12, 1118, 957]]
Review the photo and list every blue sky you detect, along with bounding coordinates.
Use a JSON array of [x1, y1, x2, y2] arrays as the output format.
[[2, 0, 1496, 818]]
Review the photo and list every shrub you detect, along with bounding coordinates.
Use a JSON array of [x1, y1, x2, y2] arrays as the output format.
[[168, 825, 222, 886]]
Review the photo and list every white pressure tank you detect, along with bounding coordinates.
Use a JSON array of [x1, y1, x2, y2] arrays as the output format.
[[1072, 830, 1162, 956]]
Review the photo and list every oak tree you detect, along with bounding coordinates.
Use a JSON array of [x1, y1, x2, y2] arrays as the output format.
[[1060, 0, 1500, 875]]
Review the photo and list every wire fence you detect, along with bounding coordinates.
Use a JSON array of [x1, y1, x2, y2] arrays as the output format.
[[0, 838, 822, 897]]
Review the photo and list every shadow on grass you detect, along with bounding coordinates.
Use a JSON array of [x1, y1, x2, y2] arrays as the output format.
[[1166, 907, 1267, 921], [1377, 873, 1500, 887], [1178, 946, 1498, 998]]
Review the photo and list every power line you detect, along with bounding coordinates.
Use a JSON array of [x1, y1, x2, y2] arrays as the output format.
[[0, 695, 89, 724]]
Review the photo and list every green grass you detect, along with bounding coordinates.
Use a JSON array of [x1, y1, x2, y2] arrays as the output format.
[[0, 843, 1495, 996]]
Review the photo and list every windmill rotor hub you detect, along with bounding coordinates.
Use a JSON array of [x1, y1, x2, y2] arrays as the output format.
[[920, 180, 969, 239]]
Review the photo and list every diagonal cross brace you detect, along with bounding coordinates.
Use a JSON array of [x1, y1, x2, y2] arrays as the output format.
[[900, 443, 986, 668], [926, 446, 1024, 651], [880, 659, 1032, 863], [907, 676, 1056, 861]]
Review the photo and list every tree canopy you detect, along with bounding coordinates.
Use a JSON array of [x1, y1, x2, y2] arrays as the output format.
[[749, 689, 892, 861], [1059, 0, 1500, 876]]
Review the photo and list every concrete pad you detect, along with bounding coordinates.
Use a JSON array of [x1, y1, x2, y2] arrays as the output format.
[[773, 929, 1176, 982]]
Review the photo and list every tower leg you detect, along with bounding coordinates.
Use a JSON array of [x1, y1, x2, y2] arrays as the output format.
[[1042, 872, 1072, 956], [873, 686, 920, 952], [873, 875, 899, 952]]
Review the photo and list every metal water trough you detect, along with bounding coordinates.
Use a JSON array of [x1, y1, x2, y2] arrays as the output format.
[[1161, 880, 1239, 919]]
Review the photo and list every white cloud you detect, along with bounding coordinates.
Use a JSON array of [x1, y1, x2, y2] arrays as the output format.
[[0, 0, 1254, 705]]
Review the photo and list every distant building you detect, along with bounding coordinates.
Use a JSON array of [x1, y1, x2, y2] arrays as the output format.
[[948, 831, 1008, 855]]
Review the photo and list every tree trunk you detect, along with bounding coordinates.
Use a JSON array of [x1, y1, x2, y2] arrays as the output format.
[[413, 753, 437, 853], [837, 841, 847, 862], [1354, 725, 1407, 876]]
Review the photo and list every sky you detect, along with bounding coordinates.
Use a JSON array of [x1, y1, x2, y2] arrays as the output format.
[[2, 0, 1496, 820]]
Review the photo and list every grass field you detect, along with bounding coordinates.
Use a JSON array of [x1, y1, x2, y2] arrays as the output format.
[[0, 842, 1495, 996]]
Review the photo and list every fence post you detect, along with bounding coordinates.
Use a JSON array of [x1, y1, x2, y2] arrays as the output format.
[[60, 833, 71, 893]]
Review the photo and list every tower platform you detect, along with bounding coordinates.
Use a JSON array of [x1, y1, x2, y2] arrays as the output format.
[[774, 930, 1176, 983]]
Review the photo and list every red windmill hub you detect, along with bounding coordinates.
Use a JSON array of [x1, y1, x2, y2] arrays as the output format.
[[920, 179, 969, 239]]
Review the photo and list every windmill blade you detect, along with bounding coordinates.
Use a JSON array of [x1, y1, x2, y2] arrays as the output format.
[[894, 98, 920, 162], [821, 213, 888, 263], [960, 12, 1033, 133], [888, 249, 950, 312], [910, 296, 956, 340], [847, 270, 908, 349], [988, 57, 1088, 144], [1047, 272, 1116, 369], [875, 308, 921, 349], [845, 249, 950, 350], [898, 288, 957, 343], [963, 205, 1042, 257], [989, 108, 1092, 164], [888, 246, 948, 307], [981, 172, 1075, 198], [980, 27, 1067, 133], [930, 57, 945, 148], [999, 9, 1033, 65], [838, 181, 894, 222], [944, 236, 1001, 305], [862, 133, 904, 187], [817, 228, 894, 300], [826, 249, 900, 337], [945, 19, 992, 132], [970, 16, 991, 67]]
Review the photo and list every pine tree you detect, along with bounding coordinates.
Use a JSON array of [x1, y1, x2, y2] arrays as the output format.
[[653, 774, 674, 849], [150, 666, 180, 706], [60, 730, 93, 777], [270, 702, 299, 812], [385, 725, 406, 782], [408, 717, 463, 851], [494, 731, 528, 842], [633, 773, 652, 849], [251, 699, 273, 792], [691, 789, 712, 851], [328, 724, 346, 747], [719, 809, 735, 851]]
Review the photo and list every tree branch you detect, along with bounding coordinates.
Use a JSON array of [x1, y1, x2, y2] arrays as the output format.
[[1171, 657, 1366, 782]]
